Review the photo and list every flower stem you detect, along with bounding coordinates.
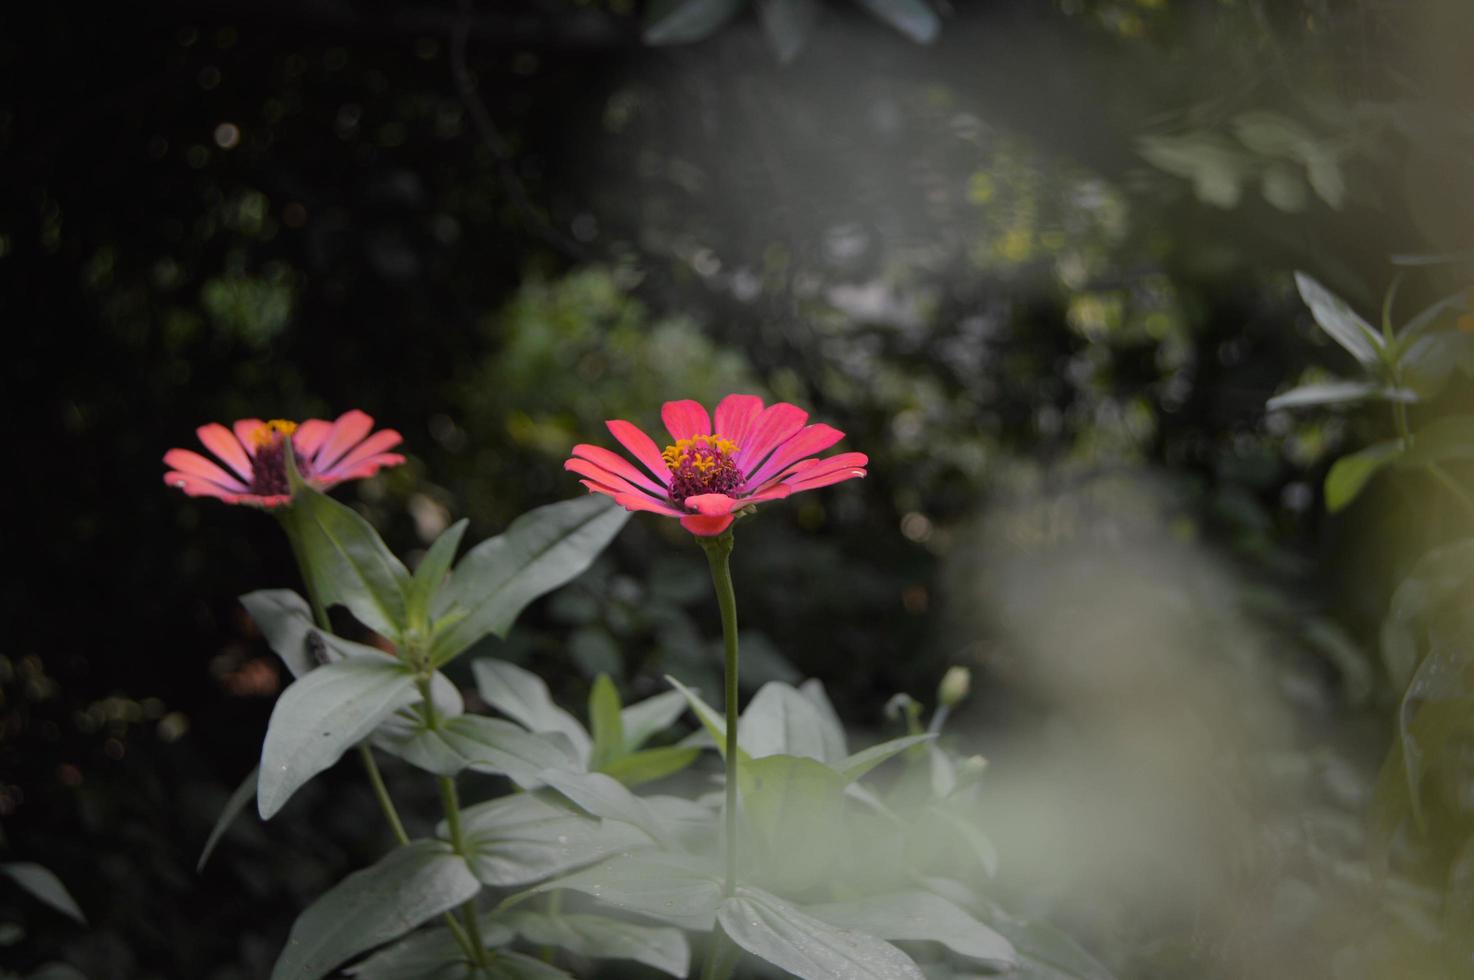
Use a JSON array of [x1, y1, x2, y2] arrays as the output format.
[[438, 773, 491, 969], [700, 531, 740, 898]]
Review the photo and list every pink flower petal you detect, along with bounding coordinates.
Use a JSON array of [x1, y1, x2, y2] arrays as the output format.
[[745, 424, 845, 486], [162, 448, 250, 492], [571, 443, 668, 496], [661, 400, 712, 442], [294, 418, 333, 458], [606, 420, 673, 487], [736, 402, 808, 471], [714, 394, 764, 445], [781, 452, 868, 493], [163, 471, 244, 502], [580, 480, 685, 517], [684, 493, 740, 516], [314, 410, 375, 470], [319, 453, 406, 484], [196, 423, 252, 480], [736, 484, 792, 505], [751, 457, 820, 492], [319, 429, 404, 478], [233, 418, 265, 457], [680, 513, 735, 535], [565, 457, 674, 508]]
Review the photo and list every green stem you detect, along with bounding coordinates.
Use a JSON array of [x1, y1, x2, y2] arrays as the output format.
[[700, 532, 741, 899], [439, 774, 491, 968]]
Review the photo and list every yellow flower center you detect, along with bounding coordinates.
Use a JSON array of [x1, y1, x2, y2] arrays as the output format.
[[251, 419, 299, 449], [662, 434, 744, 504]]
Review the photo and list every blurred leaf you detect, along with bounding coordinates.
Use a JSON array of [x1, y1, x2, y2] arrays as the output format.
[[407, 519, 468, 634], [739, 681, 846, 763], [1137, 133, 1250, 208], [432, 497, 629, 665], [1260, 165, 1308, 212], [1399, 415, 1474, 468], [1324, 441, 1401, 512], [483, 952, 576, 979], [197, 766, 259, 872], [0, 864, 86, 925], [804, 890, 1016, 967], [473, 659, 593, 766], [270, 840, 480, 980], [1399, 332, 1474, 399], [507, 910, 690, 977], [283, 481, 411, 639], [739, 753, 847, 892], [1293, 272, 1384, 367], [758, 0, 819, 62], [530, 851, 723, 931], [1444, 835, 1474, 964], [1266, 380, 1412, 411], [852, 0, 940, 44], [718, 887, 924, 980], [666, 675, 744, 761], [456, 792, 650, 887], [643, 0, 746, 45], [1396, 638, 1474, 832], [838, 734, 934, 783], [620, 689, 690, 753], [589, 673, 625, 771], [1397, 288, 1470, 343], [601, 745, 702, 787], [1390, 248, 1474, 267], [258, 655, 417, 819]]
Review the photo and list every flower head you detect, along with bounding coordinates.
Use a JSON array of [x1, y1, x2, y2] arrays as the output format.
[[566, 395, 868, 535], [163, 409, 405, 508]]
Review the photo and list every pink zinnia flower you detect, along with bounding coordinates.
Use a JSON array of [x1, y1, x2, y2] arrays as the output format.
[[163, 409, 405, 508], [566, 395, 868, 535]]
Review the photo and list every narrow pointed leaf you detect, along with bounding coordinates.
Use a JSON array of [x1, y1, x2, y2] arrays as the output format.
[[1324, 441, 1402, 512], [536, 769, 668, 842], [407, 519, 468, 630], [347, 922, 513, 980], [0, 864, 86, 924], [197, 766, 259, 872], [621, 690, 690, 753], [588, 674, 625, 771], [456, 792, 650, 887], [271, 841, 480, 980], [804, 890, 1016, 967], [602, 746, 701, 787], [1293, 271, 1383, 365], [718, 887, 924, 980], [530, 851, 723, 931], [852, 0, 939, 43], [837, 734, 934, 783], [285, 483, 411, 638], [376, 712, 580, 783], [473, 659, 592, 765], [240, 589, 384, 678], [665, 675, 747, 762], [507, 911, 690, 977], [258, 656, 418, 818], [431, 496, 628, 664], [643, 0, 746, 45], [1266, 380, 1403, 411]]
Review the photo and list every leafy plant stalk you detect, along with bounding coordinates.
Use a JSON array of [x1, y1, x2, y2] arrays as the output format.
[[1389, 400, 1474, 521], [700, 531, 741, 897]]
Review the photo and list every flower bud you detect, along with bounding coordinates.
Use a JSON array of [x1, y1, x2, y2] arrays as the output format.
[[937, 666, 971, 708]]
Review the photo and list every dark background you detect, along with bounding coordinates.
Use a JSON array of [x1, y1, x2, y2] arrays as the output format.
[[4, 1, 1473, 977]]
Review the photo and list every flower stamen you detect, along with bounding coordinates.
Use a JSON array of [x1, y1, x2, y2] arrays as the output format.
[[249, 420, 302, 496], [662, 434, 744, 505]]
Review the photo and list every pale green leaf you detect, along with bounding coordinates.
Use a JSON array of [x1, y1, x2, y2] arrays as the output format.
[[718, 887, 924, 980]]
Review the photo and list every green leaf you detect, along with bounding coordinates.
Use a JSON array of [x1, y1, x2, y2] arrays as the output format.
[[431, 496, 629, 665], [718, 887, 924, 980], [284, 482, 411, 638], [258, 656, 418, 819], [0, 864, 86, 925], [757, 0, 819, 63], [240, 589, 384, 678], [1399, 415, 1474, 468], [621, 690, 690, 754], [1324, 441, 1402, 512], [507, 911, 690, 977], [739, 681, 846, 763], [483, 952, 575, 980], [1399, 331, 1474, 398], [536, 769, 669, 842], [407, 519, 468, 632], [1137, 133, 1250, 208], [1265, 380, 1413, 411], [837, 734, 933, 783], [738, 754, 847, 892], [376, 712, 581, 783], [971, 901, 1115, 980], [197, 766, 258, 872], [529, 851, 723, 931], [1396, 640, 1474, 832], [1293, 271, 1384, 366], [270, 840, 480, 980], [851, 0, 939, 44], [588, 674, 625, 771], [473, 659, 592, 765], [804, 890, 1016, 967], [346, 922, 512, 980], [665, 675, 747, 762], [456, 792, 651, 887], [601, 746, 702, 787], [642, 0, 746, 45]]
